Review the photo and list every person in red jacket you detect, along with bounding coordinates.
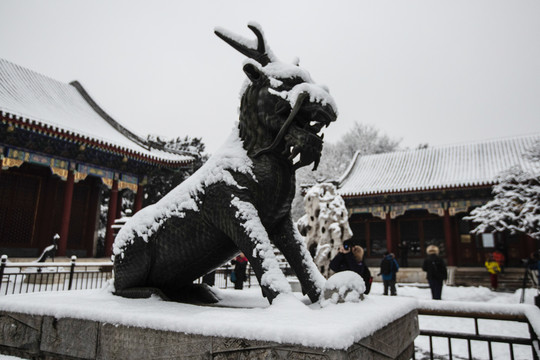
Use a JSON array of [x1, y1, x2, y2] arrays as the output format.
[[231, 253, 249, 290], [492, 249, 505, 273]]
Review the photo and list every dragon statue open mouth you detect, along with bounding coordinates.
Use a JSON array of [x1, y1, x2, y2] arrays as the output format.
[[216, 24, 337, 171], [273, 92, 336, 170]]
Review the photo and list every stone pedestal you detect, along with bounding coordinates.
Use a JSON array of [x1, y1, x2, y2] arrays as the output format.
[[0, 308, 418, 360]]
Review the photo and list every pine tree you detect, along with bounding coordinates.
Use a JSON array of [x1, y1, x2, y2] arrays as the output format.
[[143, 135, 208, 206], [467, 141, 540, 240], [96, 135, 207, 255]]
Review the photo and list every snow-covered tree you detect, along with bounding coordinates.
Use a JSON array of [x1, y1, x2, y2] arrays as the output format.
[[467, 142, 540, 240], [297, 183, 353, 278], [143, 135, 208, 206], [96, 136, 208, 256]]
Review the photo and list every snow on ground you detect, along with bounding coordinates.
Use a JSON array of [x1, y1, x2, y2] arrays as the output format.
[[383, 282, 539, 360], [0, 281, 539, 360]]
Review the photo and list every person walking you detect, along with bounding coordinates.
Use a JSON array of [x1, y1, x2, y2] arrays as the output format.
[[231, 253, 249, 290], [485, 254, 501, 290], [492, 249, 505, 273], [380, 252, 399, 296], [422, 245, 448, 300], [398, 241, 409, 267], [329, 240, 372, 294]]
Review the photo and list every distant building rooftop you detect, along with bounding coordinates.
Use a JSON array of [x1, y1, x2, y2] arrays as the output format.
[[338, 133, 540, 197]]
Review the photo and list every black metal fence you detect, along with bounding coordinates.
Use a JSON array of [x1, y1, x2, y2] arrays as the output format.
[[0, 255, 260, 295], [414, 308, 540, 360], [194, 264, 257, 289], [0, 255, 113, 295], [4, 255, 539, 359]]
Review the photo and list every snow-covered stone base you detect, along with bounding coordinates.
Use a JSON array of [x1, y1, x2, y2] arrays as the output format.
[[0, 288, 418, 359]]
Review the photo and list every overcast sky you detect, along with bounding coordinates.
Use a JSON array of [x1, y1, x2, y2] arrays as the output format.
[[1, 1, 539, 154]]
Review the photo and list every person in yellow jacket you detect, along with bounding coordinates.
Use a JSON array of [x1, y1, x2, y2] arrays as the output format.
[[485, 254, 501, 290]]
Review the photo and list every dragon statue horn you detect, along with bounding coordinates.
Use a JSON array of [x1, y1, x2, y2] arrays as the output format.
[[214, 24, 271, 66]]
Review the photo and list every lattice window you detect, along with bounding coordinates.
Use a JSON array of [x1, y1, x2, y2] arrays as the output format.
[[367, 222, 386, 256], [423, 218, 446, 256]]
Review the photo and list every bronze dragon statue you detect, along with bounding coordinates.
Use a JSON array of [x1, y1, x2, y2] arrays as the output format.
[[113, 23, 337, 304]]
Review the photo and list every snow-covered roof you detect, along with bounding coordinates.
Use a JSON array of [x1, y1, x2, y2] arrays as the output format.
[[338, 133, 540, 197], [0, 58, 192, 165]]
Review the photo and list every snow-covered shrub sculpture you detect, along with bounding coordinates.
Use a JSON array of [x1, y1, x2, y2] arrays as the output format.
[[297, 183, 353, 278], [320, 271, 366, 307], [112, 23, 337, 304]]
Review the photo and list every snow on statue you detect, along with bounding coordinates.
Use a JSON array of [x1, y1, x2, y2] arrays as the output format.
[[320, 271, 366, 307], [297, 183, 353, 278], [112, 23, 337, 304]]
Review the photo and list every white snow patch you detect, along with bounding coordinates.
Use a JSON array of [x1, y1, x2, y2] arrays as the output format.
[[320, 271, 366, 307], [230, 196, 291, 294], [292, 225, 326, 291], [244, 58, 338, 116]]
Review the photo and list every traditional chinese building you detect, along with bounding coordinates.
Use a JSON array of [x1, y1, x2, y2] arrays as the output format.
[[0, 58, 193, 258], [337, 134, 540, 267]]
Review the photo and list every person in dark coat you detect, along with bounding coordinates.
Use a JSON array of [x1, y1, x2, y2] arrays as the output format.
[[422, 245, 448, 300], [527, 252, 540, 286], [231, 253, 248, 290], [380, 252, 399, 296], [329, 240, 372, 294], [398, 241, 409, 267]]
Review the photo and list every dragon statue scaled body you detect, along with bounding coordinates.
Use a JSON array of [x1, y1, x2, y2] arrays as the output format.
[[113, 23, 337, 304]]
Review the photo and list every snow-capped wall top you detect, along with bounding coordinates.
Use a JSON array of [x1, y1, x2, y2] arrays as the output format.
[[338, 133, 540, 197], [0, 58, 192, 164]]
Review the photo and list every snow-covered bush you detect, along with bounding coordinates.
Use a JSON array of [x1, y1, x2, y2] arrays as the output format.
[[320, 271, 366, 307], [297, 183, 352, 278], [467, 141, 540, 240]]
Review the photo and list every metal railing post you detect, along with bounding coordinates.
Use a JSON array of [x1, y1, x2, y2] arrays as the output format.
[[68, 255, 76, 290], [0, 255, 7, 294]]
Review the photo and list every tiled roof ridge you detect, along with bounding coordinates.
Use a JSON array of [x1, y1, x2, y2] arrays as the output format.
[[0, 57, 194, 165], [0, 58, 67, 91], [362, 132, 540, 158], [337, 133, 540, 197], [69, 80, 150, 151], [339, 134, 539, 186]]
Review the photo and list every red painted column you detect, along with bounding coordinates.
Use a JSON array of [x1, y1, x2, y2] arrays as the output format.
[[385, 212, 393, 254], [134, 184, 144, 213], [115, 189, 123, 219], [58, 170, 75, 256], [444, 209, 455, 266], [104, 179, 119, 257]]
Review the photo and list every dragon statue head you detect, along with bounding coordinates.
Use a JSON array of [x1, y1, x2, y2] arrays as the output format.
[[215, 23, 337, 171]]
